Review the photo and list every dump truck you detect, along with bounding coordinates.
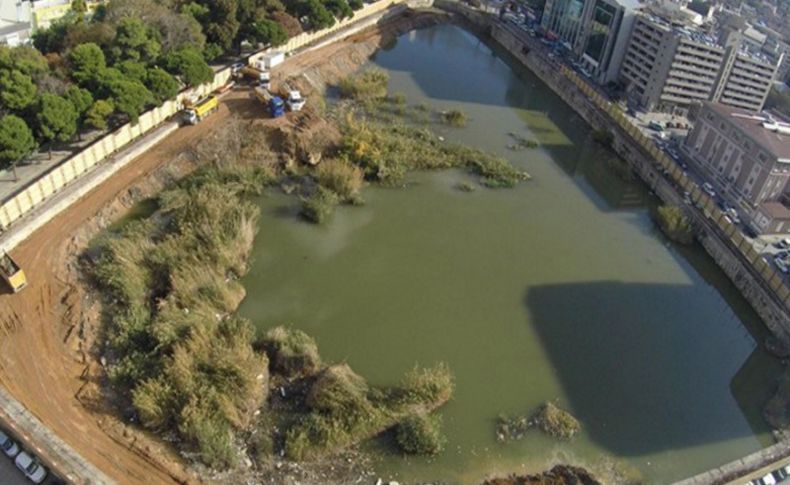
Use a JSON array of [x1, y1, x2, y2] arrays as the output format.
[[183, 95, 218, 125], [239, 61, 271, 88], [0, 252, 26, 293], [286, 90, 306, 112], [254, 86, 285, 118]]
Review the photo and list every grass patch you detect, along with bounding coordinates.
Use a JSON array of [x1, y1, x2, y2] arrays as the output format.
[[315, 158, 364, 203], [456, 181, 475, 192], [653, 205, 694, 245], [507, 132, 539, 150]]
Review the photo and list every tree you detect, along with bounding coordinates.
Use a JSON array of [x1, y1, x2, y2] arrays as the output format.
[[250, 18, 288, 46], [0, 115, 36, 177], [271, 11, 302, 37], [0, 69, 38, 112], [111, 17, 161, 63], [85, 99, 114, 130], [36, 93, 78, 158], [165, 47, 213, 87], [324, 0, 353, 20], [118, 59, 148, 82], [0, 45, 49, 78], [68, 43, 107, 85], [185, 0, 240, 51], [296, 0, 335, 30], [108, 80, 154, 123], [64, 85, 94, 137], [71, 0, 88, 23], [349, 0, 363, 10], [145, 68, 179, 103]]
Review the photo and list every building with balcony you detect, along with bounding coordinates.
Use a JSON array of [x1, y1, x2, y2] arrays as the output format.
[[540, 0, 638, 84], [683, 102, 790, 233], [0, 0, 31, 46]]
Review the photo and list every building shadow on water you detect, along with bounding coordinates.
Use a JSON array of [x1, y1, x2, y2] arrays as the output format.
[[524, 280, 777, 456]]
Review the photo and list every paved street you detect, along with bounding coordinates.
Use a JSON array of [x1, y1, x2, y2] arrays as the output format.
[[0, 453, 29, 485]]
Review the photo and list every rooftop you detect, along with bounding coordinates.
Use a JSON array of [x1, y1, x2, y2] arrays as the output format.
[[704, 102, 790, 161]]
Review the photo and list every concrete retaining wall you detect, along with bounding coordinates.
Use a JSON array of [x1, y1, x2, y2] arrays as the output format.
[[0, 386, 115, 484]]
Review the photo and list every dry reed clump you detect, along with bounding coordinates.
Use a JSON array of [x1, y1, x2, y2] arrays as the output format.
[[396, 414, 446, 455], [338, 68, 390, 101], [339, 114, 529, 188], [300, 186, 340, 224], [315, 158, 364, 203], [441, 109, 468, 127], [92, 165, 270, 469], [259, 326, 321, 377], [283, 361, 454, 461]]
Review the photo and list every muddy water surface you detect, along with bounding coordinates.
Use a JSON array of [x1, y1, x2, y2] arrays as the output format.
[[238, 24, 781, 483]]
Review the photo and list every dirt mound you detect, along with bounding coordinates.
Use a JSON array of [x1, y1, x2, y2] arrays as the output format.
[[482, 465, 601, 485], [258, 109, 341, 165]]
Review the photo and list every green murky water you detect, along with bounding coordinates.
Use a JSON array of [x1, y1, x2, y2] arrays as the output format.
[[238, 24, 781, 484]]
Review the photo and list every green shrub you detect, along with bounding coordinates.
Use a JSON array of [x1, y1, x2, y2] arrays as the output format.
[[338, 68, 390, 101], [531, 402, 580, 440], [315, 158, 364, 202], [592, 129, 614, 146], [301, 186, 340, 224], [456, 181, 475, 192], [259, 326, 321, 377], [654, 205, 694, 244], [401, 362, 454, 404], [396, 414, 445, 455], [441, 109, 467, 127], [306, 364, 370, 414]]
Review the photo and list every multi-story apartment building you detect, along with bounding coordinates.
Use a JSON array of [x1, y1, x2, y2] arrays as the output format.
[[540, 0, 638, 84], [621, 13, 724, 114], [30, 0, 102, 31], [620, 11, 782, 114], [0, 0, 32, 46], [684, 101, 790, 233]]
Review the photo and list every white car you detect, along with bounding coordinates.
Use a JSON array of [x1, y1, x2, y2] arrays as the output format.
[[702, 182, 716, 197], [0, 430, 19, 457], [15, 451, 47, 484]]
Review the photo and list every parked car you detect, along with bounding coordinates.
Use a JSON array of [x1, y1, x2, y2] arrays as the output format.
[[0, 430, 19, 458], [648, 121, 664, 132], [702, 182, 716, 197], [775, 250, 789, 260], [726, 208, 741, 224], [743, 225, 758, 238], [773, 238, 790, 249], [14, 452, 47, 484], [776, 259, 789, 274]]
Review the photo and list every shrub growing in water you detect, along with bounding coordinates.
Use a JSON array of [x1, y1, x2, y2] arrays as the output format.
[[300, 186, 340, 224], [531, 402, 580, 440], [315, 158, 364, 203], [441, 109, 467, 127], [338, 68, 389, 101], [654, 205, 694, 244], [396, 414, 446, 455]]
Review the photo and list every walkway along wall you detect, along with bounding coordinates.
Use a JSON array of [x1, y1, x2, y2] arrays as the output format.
[[484, 20, 790, 334], [0, 0, 407, 249]]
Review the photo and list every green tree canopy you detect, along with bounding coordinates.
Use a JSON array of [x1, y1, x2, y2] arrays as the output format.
[[250, 18, 288, 46], [36, 93, 79, 151], [145, 68, 179, 103], [0, 69, 38, 112], [1, 70, 38, 112], [296, 0, 335, 30], [111, 17, 161, 63], [0, 115, 36, 171], [185, 0, 240, 51], [64, 85, 94, 117], [0, 46, 49, 78], [118, 59, 148, 82], [165, 47, 213, 87], [108, 80, 154, 122], [324, 0, 353, 20], [85, 99, 114, 130], [68, 42, 107, 85]]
